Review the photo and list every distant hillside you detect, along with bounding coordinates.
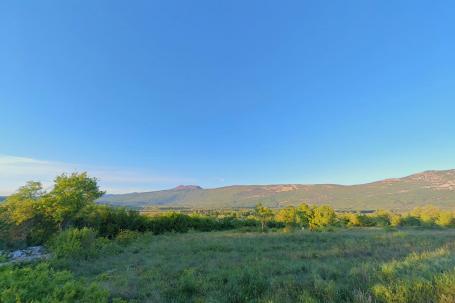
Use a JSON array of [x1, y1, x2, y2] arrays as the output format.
[[173, 185, 203, 191], [97, 170, 455, 211]]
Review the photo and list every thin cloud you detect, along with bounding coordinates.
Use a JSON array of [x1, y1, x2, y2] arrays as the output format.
[[0, 155, 193, 195]]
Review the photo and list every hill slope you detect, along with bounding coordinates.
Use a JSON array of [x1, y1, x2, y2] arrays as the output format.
[[97, 170, 455, 211]]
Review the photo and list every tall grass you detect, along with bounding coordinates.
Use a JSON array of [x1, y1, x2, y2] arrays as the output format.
[[51, 228, 455, 302]]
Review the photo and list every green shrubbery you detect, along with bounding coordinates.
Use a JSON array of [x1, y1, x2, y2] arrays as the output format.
[[0, 173, 260, 250], [49, 227, 108, 260], [0, 263, 109, 303], [273, 203, 335, 231], [115, 229, 141, 246], [75, 208, 262, 238], [3, 172, 455, 251], [338, 205, 455, 229], [73, 205, 149, 238], [147, 212, 261, 234], [273, 203, 455, 231]]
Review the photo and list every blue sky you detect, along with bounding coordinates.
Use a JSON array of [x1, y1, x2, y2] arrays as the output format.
[[1, 1, 455, 194]]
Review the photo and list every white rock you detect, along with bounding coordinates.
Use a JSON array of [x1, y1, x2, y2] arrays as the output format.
[[10, 250, 26, 259]]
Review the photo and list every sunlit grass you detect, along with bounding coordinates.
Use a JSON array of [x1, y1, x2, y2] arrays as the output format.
[[48, 228, 455, 302]]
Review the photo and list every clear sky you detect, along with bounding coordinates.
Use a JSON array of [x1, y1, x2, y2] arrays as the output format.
[[1, 1, 455, 195]]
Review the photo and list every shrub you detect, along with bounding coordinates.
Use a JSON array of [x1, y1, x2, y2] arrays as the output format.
[[115, 229, 140, 246], [411, 205, 440, 226], [310, 206, 336, 229], [0, 263, 109, 303], [436, 211, 455, 227], [49, 227, 103, 260], [371, 211, 392, 227], [345, 213, 362, 227], [399, 215, 421, 227], [188, 214, 220, 231], [147, 212, 192, 234], [73, 205, 149, 238], [389, 214, 402, 227], [357, 215, 376, 227]]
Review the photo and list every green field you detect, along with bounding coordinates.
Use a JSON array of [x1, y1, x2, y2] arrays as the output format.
[[3, 174, 455, 303], [55, 228, 455, 303]]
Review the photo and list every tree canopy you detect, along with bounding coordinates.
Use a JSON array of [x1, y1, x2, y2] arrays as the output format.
[[0, 172, 104, 247]]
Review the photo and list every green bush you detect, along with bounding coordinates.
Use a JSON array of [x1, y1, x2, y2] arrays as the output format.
[[115, 229, 140, 246], [310, 205, 336, 229], [399, 215, 421, 227], [74, 205, 149, 238], [0, 263, 109, 303], [49, 227, 105, 260], [436, 211, 455, 227]]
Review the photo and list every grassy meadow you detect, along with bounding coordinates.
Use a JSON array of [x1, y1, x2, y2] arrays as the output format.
[[3, 174, 455, 302], [52, 228, 455, 303]]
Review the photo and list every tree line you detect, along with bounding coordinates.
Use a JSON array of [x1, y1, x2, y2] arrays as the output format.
[[268, 204, 455, 230], [0, 173, 263, 249], [2, 172, 455, 250]]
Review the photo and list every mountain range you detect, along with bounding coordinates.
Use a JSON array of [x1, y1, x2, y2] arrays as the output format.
[[98, 169, 455, 211]]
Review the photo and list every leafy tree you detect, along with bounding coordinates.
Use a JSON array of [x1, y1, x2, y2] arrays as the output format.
[[7, 181, 44, 201], [0, 173, 105, 247], [372, 210, 392, 227], [255, 203, 273, 232], [310, 205, 335, 229], [411, 205, 440, 225], [275, 207, 299, 230], [2, 181, 44, 224], [345, 213, 361, 227], [436, 211, 454, 227], [0, 181, 52, 247], [43, 173, 105, 230], [389, 213, 402, 227], [276, 203, 313, 231], [297, 203, 313, 228]]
